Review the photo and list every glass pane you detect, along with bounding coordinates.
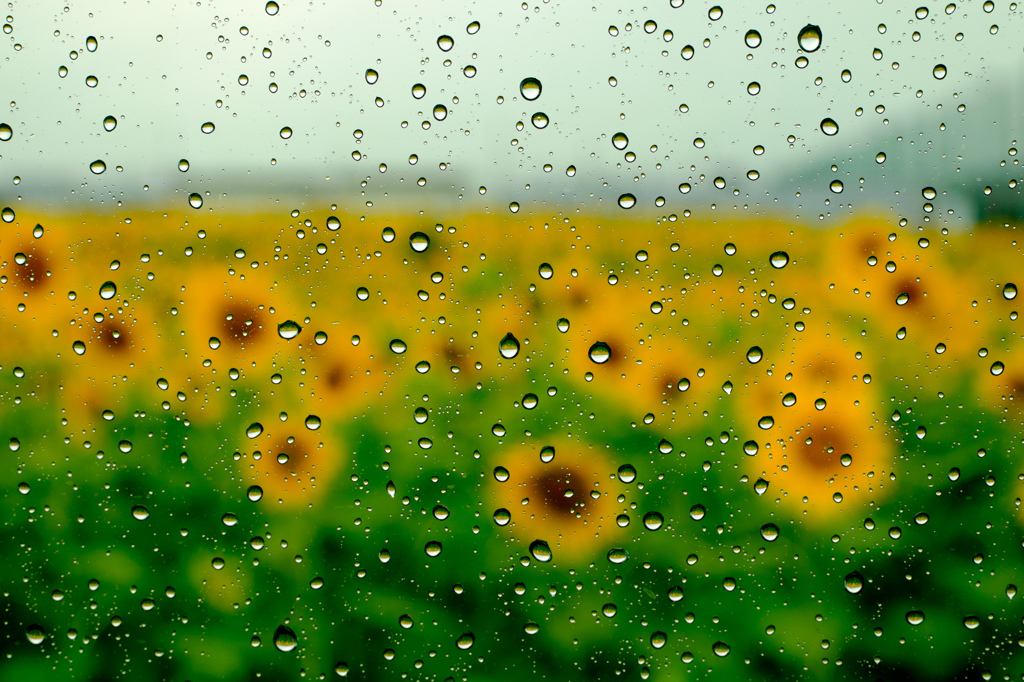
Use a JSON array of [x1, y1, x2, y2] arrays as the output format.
[[2, 1, 1022, 679]]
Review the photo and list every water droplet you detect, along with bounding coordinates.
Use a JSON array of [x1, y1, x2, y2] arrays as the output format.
[[529, 539, 552, 562], [304, 415, 321, 430], [437, 34, 454, 51], [797, 24, 822, 52], [991, 361, 1005, 376], [906, 611, 925, 626], [754, 478, 769, 495], [933, 64, 946, 80], [746, 346, 763, 363], [617, 464, 637, 483], [132, 505, 150, 521], [651, 631, 668, 648], [98, 281, 117, 300], [247, 485, 263, 502], [499, 333, 520, 359], [410, 231, 430, 252], [539, 445, 555, 463], [820, 118, 839, 136], [493, 466, 510, 482], [365, 68, 378, 85], [760, 523, 779, 541], [607, 548, 629, 564], [265, 1, 280, 15], [1003, 283, 1017, 300], [743, 440, 759, 455], [744, 29, 762, 48], [556, 318, 570, 333], [643, 511, 664, 530], [493, 508, 511, 525], [844, 571, 864, 594], [456, 633, 475, 650], [758, 415, 775, 430], [390, 339, 407, 354], [520, 77, 542, 101], [90, 159, 106, 174], [830, 179, 844, 194], [274, 625, 297, 652], [769, 251, 790, 269], [538, 263, 554, 279], [612, 132, 629, 150], [279, 126, 292, 139], [0, 123, 12, 141], [119, 440, 133, 453], [588, 341, 612, 364], [617, 193, 636, 209], [72, 340, 86, 355], [26, 625, 46, 645], [530, 112, 549, 129], [467, 21, 481, 34], [246, 423, 264, 439], [277, 320, 301, 340], [188, 193, 203, 209], [425, 540, 443, 557], [712, 641, 731, 657], [102, 115, 117, 132], [201, 121, 215, 134]]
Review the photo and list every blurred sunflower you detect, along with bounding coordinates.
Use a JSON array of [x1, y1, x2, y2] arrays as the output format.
[[0, 218, 75, 363], [739, 331, 894, 520], [242, 412, 344, 509], [821, 221, 980, 358], [488, 438, 626, 562]]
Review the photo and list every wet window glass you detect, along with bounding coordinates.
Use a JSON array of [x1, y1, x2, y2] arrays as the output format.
[[2, 1, 1022, 679]]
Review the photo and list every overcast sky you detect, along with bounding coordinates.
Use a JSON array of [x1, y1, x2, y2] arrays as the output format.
[[0, 0, 1020, 222]]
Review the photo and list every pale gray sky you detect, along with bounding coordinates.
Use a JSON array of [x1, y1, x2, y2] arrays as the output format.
[[0, 0, 1020, 222]]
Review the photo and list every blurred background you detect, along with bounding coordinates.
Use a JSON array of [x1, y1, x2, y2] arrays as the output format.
[[1, 1, 1023, 680]]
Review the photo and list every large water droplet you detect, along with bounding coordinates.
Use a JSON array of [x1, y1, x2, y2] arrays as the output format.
[[529, 539, 552, 562], [588, 341, 612, 364], [456, 633, 475, 650], [437, 34, 454, 51], [410, 232, 430, 252], [265, 1, 280, 15], [520, 77, 542, 101], [611, 132, 629, 150], [744, 29, 762, 48], [103, 115, 117, 131], [617, 193, 636, 209], [26, 625, 46, 645], [99, 281, 117, 300], [90, 159, 106, 175], [274, 625, 298, 652], [906, 610, 925, 626], [132, 505, 150, 520], [643, 511, 664, 530], [365, 68, 378, 85], [712, 641, 731, 657], [499, 333, 520, 359], [0, 123, 12, 141], [607, 548, 629, 564], [844, 571, 864, 593], [820, 118, 839, 135], [188, 192, 203, 209], [933, 64, 946, 80], [770, 251, 790, 268], [246, 422, 264, 439], [390, 339, 407, 354], [760, 523, 779, 541], [797, 24, 822, 52], [1004, 283, 1018, 300], [746, 346, 763, 363], [277, 320, 301, 340]]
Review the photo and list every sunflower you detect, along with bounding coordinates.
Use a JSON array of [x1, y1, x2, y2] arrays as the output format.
[[738, 330, 894, 520], [821, 220, 980, 359], [488, 438, 627, 563], [241, 412, 344, 510]]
